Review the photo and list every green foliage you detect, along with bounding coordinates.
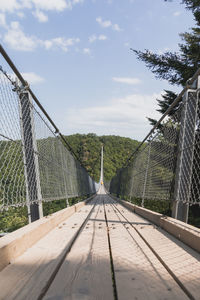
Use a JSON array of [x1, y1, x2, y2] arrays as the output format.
[[188, 204, 200, 228], [0, 133, 139, 233], [43, 200, 67, 216], [133, 197, 200, 228], [182, 0, 200, 26], [0, 195, 90, 233], [0, 140, 26, 207], [42, 194, 90, 217], [130, 197, 172, 216], [132, 0, 200, 87], [128, 1, 200, 227], [132, 48, 196, 86], [0, 206, 28, 233], [156, 90, 178, 115], [132, 1, 200, 124], [66, 133, 140, 182]]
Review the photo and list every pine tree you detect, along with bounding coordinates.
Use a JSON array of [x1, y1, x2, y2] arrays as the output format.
[[134, 1, 200, 219], [132, 1, 200, 120]]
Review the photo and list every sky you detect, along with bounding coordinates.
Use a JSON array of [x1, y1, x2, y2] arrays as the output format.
[[0, 0, 196, 141]]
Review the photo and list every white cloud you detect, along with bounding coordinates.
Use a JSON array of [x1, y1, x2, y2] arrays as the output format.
[[32, 10, 48, 22], [112, 24, 121, 32], [112, 77, 141, 85], [4, 21, 37, 51], [17, 11, 25, 18], [89, 34, 107, 43], [19, 0, 32, 9], [9, 71, 44, 85], [72, 0, 84, 4], [99, 34, 107, 40], [83, 48, 91, 54], [0, 0, 19, 12], [173, 11, 181, 17], [96, 17, 111, 28], [89, 35, 97, 43], [0, 0, 69, 12], [21, 72, 45, 84], [33, 0, 84, 11], [96, 16, 122, 31], [65, 93, 161, 140], [0, 0, 84, 22], [31, 0, 67, 11], [124, 42, 129, 47], [42, 37, 80, 51], [0, 13, 7, 28], [42, 40, 53, 50], [3, 21, 80, 51]]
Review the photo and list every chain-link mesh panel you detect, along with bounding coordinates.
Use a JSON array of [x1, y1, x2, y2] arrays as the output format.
[[110, 85, 200, 206], [129, 144, 149, 200], [0, 71, 26, 210], [144, 122, 178, 201], [0, 68, 96, 211], [175, 91, 200, 205]]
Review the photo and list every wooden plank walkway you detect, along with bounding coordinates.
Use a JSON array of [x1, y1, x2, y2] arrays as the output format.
[[0, 194, 200, 300], [0, 199, 97, 300], [105, 199, 188, 300]]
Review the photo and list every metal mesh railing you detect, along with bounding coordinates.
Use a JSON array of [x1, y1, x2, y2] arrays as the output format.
[[0, 64, 96, 213], [0, 70, 26, 210], [109, 74, 200, 215]]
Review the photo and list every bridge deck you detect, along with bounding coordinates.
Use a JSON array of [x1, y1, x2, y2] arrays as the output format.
[[0, 194, 200, 300]]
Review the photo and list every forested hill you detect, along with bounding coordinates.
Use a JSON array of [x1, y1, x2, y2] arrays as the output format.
[[65, 133, 140, 182]]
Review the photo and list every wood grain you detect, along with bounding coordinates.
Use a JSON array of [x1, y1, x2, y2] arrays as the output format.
[[43, 195, 114, 300], [0, 200, 96, 300], [104, 196, 188, 300], [116, 202, 200, 300]]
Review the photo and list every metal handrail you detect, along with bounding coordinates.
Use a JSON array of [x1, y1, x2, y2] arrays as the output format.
[[0, 43, 88, 172]]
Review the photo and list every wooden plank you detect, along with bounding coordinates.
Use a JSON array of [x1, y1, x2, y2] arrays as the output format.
[[104, 196, 188, 300], [43, 195, 114, 300], [117, 204, 200, 300], [0, 197, 95, 272], [0, 199, 96, 300], [0, 205, 75, 272]]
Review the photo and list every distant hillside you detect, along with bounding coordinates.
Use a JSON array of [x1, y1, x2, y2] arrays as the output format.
[[65, 133, 140, 182]]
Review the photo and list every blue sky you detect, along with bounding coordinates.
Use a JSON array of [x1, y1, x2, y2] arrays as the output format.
[[0, 0, 195, 140]]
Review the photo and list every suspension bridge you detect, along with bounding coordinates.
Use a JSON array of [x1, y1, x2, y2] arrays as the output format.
[[0, 44, 200, 300]]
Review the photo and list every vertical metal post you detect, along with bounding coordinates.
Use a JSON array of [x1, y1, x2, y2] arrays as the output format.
[[129, 154, 138, 202], [66, 197, 69, 207], [99, 145, 105, 194], [59, 143, 69, 207], [100, 145, 104, 184], [85, 170, 91, 198], [141, 140, 151, 207], [129, 174, 134, 202], [116, 170, 122, 198], [18, 87, 43, 222], [88, 175, 94, 196], [172, 85, 199, 222]]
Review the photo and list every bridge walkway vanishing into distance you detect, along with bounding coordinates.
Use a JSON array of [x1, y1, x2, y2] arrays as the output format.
[[0, 185, 200, 300], [1, 46, 200, 299]]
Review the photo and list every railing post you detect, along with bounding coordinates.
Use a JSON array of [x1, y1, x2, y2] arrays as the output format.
[[141, 140, 151, 207], [59, 143, 69, 207], [116, 169, 122, 198], [129, 172, 134, 202], [172, 81, 199, 222], [18, 86, 43, 222]]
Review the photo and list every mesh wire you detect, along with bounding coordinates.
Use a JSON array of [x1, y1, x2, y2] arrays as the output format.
[[0, 71, 26, 210], [110, 85, 200, 206], [0, 68, 95, 211]]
